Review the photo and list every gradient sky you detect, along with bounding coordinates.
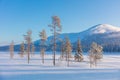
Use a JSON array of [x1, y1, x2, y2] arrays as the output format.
[[0, 0, 120, 45]]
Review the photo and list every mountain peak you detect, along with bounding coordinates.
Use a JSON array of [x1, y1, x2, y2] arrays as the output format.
[[88, 24, 120, 34]]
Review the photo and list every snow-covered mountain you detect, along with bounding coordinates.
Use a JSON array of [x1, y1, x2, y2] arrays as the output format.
[[1, 24, 120, 52], [34, 24, 120, 52], [79, 24, 120, 51], [87, 24, 120, 34], [46, 24, 120, 42]]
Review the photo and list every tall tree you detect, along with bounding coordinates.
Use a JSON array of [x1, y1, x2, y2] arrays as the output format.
[[65, 37, 72, 67], [20, 42, 24, 57], [74, 39, 83, 62], [9, 41, 14, 59], [24, 30, 32, 64], [39, 29, 47, 64], [48, 16, 62, 66]]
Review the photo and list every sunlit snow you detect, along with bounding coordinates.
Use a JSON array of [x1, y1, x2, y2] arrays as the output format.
[[0, 53, 120, 80]]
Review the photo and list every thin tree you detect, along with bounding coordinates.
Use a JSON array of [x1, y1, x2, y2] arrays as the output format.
[[20, 42, 24, 57], [9, 41, 14, 59], [48, 16, 62, 66], [40, 48, 45, 64], [57, 38, 66, 61], [39, 29, 47, 64], [65, 37, 72, 67], [31, 43, 35, 56], [24, 30, 32, 64], [74, 39, 83, 62], [60, 40, 65, 60]]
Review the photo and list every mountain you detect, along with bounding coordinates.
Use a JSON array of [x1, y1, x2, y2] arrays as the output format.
[[37, 24, 120, 52], [80, 24, 120, 52], [87, 24, 120, 34], [1, 24, 120, 52]]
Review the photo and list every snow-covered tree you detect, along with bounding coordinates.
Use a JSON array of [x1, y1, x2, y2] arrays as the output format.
[[24, 30, 32, 64], [95, 45, 103, 59], [20, 42, 24, 57], [9, 41, 14, 59], [88, 42, 103, 67], [39, 29, 47, 64], [48, 16, 62, 66], [74, 39, 83, 62], [65, 37, 72, 67]]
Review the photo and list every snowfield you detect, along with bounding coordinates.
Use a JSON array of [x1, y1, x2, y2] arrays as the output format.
[[0, 53, 120, 80]]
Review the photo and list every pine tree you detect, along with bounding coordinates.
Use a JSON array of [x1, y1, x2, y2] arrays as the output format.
[[24, 30, 32, 64], [20, 42, 24, 57], [65, 37, 72, 67], [74, 39, 83, 62], [39, 29, 47, 64], [48, 16, 62, 66], [9, 41, 14, 59]]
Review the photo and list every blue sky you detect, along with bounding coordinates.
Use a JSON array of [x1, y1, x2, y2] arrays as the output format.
[[0, 0, 120, 45]]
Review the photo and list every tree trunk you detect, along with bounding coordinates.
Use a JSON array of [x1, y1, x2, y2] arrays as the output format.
[[28, 43, 30, 64], [42, 55, 44, 64], [53, 26, 56, 66], [67, 52, 69, 67]]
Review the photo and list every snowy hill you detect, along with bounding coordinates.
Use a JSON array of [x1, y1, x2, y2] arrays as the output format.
[[1, 24, 120, 52], [47, 24, 120, 42], [33, 24, 120, 52], [87, 24, 120, 34]]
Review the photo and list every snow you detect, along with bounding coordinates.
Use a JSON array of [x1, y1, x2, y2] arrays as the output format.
[[0, 53, 120, 80], [90, 24, 120, 34]]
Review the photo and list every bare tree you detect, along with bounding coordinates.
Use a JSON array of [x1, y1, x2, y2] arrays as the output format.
[[20, 42, 24, 57], [48, 16, 62, 66], [9, 41, 14, 59], [24, 30, 32, 64], [65, 37, 72, 67], [74, 39, 83, 62], [39, 29, 47, 64]]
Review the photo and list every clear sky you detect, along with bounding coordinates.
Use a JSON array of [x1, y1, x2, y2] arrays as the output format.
[[0, 0, 120, 45]]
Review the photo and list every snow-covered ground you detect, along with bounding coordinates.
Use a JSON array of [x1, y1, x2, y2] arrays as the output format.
[[0, 53, 120, 80]]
